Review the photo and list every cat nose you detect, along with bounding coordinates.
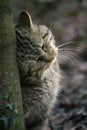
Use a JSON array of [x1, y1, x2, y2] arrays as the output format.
[[50, 48, 58, 60]]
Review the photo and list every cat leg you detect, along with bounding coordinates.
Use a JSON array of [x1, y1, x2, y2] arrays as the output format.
[[24, 103, 49, 130]]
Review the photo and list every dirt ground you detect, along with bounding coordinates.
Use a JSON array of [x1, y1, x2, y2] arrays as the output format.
[[49, 59, 87, 130]]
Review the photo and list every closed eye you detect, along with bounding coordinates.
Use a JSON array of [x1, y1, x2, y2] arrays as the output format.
[[42, 44, 44, 50], [42, 32, 48, 39], [42, 29, 49, 39]]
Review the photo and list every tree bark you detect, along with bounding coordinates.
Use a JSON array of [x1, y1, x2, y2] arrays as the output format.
[[0, 0, 25, 130]]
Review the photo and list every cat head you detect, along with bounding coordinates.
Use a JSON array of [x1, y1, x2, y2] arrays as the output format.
[[16, 11, 58, 79]]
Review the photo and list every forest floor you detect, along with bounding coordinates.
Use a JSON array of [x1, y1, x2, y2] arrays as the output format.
[[49, 60, 87, 130]]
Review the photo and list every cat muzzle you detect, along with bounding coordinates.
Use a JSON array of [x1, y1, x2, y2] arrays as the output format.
[[49, 47, 58, 61]]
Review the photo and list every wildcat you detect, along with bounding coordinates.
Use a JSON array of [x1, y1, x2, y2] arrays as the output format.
[[15, 11, 60, 130]]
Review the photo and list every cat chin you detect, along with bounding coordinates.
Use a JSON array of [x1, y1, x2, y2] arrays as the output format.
[[41, 61, 55, 80]]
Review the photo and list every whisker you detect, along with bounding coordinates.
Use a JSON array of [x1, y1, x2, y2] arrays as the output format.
[[57, 40, 85, 65], [48, 21, 53, 30], [58, 48, 82, 52], [59, 55, 78, 66], [59, 50, 79, 57], [59, 54, 74, 64], [58, 50, 79, 65], [57, 41, 78, 49]]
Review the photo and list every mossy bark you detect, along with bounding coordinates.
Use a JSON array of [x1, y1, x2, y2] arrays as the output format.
[[0, 0, 25, 130]]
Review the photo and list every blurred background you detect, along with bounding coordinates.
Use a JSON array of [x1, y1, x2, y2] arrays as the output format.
[[12, 0, 87, 130]]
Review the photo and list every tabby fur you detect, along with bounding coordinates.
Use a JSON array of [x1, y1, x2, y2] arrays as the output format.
[[15, 11, 60, 130]]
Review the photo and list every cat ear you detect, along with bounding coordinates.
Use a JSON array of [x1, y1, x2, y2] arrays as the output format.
[[18, 11, 33, 29]]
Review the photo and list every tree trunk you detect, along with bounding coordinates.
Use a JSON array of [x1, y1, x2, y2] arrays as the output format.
[[0, 0, 25, 130]]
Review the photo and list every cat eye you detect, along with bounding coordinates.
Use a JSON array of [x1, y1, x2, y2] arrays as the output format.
[[42, 45, 44, 50], [42, 33, 48, 39], [42, 29, 49, 39]]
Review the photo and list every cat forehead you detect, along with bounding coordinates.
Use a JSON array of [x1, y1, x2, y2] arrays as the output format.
[[27, 25, 51, 38], [38, 25, 49, 33], [36, 25, 53, 37]]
